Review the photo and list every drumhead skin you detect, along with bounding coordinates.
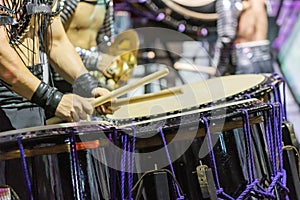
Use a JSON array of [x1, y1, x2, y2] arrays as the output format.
[[169, 0, 216, 8], [110, 74, 266, 119]]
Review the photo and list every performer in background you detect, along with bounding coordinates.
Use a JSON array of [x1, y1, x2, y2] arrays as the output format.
[[56, 0, 138, 92], [216, 0, 273, 75], [53, 0, 114, 92], [0, 0, 113, 132], [234, 0, 268, 44]]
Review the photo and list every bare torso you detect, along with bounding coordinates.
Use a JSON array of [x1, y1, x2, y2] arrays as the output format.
[[234, 0, 267, 43], [64, 1, 106, 49]]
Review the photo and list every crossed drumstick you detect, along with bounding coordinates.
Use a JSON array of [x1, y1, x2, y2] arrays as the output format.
[[46, 68, 182, 125]]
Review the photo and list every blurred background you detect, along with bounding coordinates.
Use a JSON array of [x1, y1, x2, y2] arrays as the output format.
[[112, 0, 300, 142]]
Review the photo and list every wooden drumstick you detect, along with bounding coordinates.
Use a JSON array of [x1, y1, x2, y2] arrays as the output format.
[[174, 62, 216, 76], [46, 68, 169, 125], [114, 87, 183, 106]]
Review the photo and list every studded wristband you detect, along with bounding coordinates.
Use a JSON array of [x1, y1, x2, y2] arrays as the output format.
[[72, 73, 98, 97]]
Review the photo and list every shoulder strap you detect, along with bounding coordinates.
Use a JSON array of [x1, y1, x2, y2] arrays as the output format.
[[97, 0, 114, 44], [60, 0, 79, 24]]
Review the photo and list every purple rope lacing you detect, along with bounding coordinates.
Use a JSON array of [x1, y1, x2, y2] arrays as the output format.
[[242, 110, 256, 182], [202, 117, 233, 199], [274, 104, 282, 170], [108, 132, 115, 199], [121, 135, 127, 200], [69, 131, 83, 199], [109, 129, 118, 200], [158, 126, 184, 200], [265, 108, 277, 176], [238, 110, 276, 199], [266, 103, 289, 198], [204, 110, 276, 199], [254, 103, 289, 198], [276, 103, 289, 196], [277, 76, 287, 120], [17, 137, 34, 200], [127, 140, 131, 199], [243, 93, 252, 99], [127, 126, 136, 200], [268, 77, 287, 120], [268, 83, 280, 103], [267, 83, 286, 175]]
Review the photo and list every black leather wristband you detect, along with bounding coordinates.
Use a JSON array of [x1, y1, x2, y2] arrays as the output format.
[[72, 73, 98, 97], [31, 82, 63, 117]]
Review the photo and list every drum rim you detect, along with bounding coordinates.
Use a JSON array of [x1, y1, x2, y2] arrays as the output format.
[[169, 0, 216, 8], [0, 120, 112, 139], [116, 98, 263, 127]]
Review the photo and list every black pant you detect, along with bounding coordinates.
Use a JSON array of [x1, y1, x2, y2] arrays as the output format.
[[0, 107, 45, 132], [0, 107, 45, 199]]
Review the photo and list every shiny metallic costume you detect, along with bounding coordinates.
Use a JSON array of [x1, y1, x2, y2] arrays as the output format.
[[75, 47, 101, 71]]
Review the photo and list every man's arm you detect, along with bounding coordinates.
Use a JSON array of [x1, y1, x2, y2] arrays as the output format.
[[0, 25, 94, 121], [47, 14, 114, 114], [0, 26, 40, 100], [47, 14, 89, 84]]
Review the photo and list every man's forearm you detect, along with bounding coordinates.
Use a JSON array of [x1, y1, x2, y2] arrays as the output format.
[[48, 15, 88, 84], [0, 28, 40, 100]]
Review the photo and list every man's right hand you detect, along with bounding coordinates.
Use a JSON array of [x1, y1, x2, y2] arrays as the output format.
[[98, 53, 115, 72], [55, 94, 94, 122]]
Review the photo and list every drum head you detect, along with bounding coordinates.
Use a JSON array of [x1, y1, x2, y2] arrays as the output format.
[[129, 0, 217, 36], [110, 74, 266, 119]]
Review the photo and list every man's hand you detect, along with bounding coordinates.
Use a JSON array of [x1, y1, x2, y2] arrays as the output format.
[[55, 94, 94, 122], [98, 53, 115, 73], [92, 87, 119, 115]]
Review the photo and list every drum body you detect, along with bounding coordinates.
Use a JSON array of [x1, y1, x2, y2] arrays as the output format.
[[0, 123, 115, 200], [0, 74, 292, 200], [108, 73, 290, 199]]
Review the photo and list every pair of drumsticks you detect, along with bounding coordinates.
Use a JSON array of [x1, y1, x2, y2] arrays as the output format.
[[47, 68, 181, 125]]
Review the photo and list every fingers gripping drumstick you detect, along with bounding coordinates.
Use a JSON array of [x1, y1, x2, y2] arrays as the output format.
[[46, 68, 169, 125]]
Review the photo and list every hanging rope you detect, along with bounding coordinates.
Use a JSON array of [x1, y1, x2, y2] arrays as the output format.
[[127, 126, 136, 200], [121, 134, 128, 200], [202, 117, 234, 199], [69, 130, 84, 199], [17, 137, 33, 200], [158, 126, 185, 200]]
